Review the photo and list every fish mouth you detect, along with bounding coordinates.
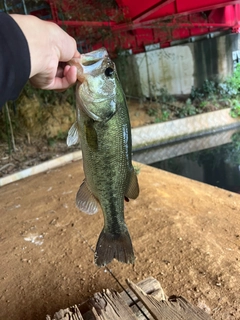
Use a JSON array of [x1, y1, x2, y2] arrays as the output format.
[[80, 48, 108, 79], [69, 48, 109, 83], [81, 48, 108, 65]]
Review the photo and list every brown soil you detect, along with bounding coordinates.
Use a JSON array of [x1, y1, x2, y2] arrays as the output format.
[[0, 99, 239, 320], [1, 161, 240, 320]]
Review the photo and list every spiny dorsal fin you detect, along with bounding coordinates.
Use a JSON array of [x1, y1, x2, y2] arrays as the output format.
[[76, 180, 99, 215]]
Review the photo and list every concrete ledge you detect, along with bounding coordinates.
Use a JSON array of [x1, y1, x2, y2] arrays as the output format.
[[131, 108, 240, 150], [0, 151, 82, 187], [133, 127, 239, 164]]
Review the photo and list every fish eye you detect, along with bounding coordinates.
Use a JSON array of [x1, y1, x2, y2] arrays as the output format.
[[105, 67, 114, 77]]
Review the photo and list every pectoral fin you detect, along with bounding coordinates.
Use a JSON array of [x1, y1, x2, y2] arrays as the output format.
[[76, 180, 99, 214], [67, 122, 80, 147], [125, 168, 139, 200]]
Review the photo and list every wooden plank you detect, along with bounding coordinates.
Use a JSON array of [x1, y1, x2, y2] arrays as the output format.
[[46, 278, 161, 320], [81, 277, 163, 320], [46, 305, 84, 320], [88, 289, 138, 320], [46, 277, 212, 320], [121, 276, 166, 305], [120, 277, 167, 320], [126, 279, 212, 320]]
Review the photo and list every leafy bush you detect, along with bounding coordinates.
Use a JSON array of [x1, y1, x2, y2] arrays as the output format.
[[225, 63, 240, 95], [229, 99, 240, 118], [158, 87, 175, 104]]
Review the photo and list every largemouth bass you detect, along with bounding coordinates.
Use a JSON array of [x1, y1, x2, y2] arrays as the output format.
[[67, 48, 139, 266]]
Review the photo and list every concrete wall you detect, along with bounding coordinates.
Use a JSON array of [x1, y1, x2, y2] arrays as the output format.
[[115, 33, 240, 97]]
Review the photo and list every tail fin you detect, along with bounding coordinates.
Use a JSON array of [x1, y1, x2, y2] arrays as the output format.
[[94, 228, 135, 267]]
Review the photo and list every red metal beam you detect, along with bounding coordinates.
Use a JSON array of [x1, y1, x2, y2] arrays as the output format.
[[233, 3, 240, 32], [158, 0, 240, 20], [111, 21, 233, 32], [45, 0, 240, 55], [53, 19, 233, 31], [56, 20, 115, 27], [133, 0, 175, 23], [48, 0, 58, 23]]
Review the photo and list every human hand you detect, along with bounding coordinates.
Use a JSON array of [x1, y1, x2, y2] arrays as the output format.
[[11, 14, 80, 91]]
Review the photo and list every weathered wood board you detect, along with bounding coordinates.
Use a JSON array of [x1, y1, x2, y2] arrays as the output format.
[[46, 277, 212, 320]]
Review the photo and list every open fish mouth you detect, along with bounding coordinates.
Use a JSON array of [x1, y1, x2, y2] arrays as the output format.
[[80, 48, 108, 65], [80, 48, 108, 75], [69, 48, 109, 83]]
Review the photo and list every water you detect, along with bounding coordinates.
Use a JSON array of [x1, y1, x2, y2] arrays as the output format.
[[133, 127, 240, 193]]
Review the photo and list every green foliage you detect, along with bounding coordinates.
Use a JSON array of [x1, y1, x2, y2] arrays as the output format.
[[158, 87, 175, 104], [147, 107, 157, 117], [202, 80, 218, 96], [178, 99, 198, 118], [155, 110, 171, 123], [47, 131, 68, 147], [146, 87, 175, 122], [19, 82, 76, 107], [56, 130, 68, 140], [225, 64, 240, 95], [229, 99, 240, 118], [190, 80, 218, 101], [145, 65, 240, 123], [190, 86, 204, 101]]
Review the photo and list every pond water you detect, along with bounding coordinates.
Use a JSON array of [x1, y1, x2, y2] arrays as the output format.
[[133, 127, 240, 193]]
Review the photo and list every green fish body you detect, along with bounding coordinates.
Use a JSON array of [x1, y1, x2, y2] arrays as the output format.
[[67, 48, 139, 266]]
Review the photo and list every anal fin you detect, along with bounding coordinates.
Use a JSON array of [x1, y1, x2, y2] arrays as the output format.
[[125, 168, 139, 200], [76, 180, 99, 215]]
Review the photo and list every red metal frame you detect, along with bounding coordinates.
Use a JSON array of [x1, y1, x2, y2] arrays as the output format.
[[45, 0, 240, 54]]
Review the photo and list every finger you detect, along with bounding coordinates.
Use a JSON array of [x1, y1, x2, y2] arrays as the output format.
[[55, 63, 70, 78], [47, 65, 77, 90], [63, 65, 71, 76]]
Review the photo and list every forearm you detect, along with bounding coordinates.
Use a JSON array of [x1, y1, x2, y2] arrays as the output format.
[[10, 14, 79, 90], [0, 13, 30, 108], [0, 13, 79, 109]]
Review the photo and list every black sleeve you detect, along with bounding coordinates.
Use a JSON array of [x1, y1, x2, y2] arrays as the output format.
[[0, 13, 31, 109]]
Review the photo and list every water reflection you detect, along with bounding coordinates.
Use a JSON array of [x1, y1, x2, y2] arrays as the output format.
[[133, 128, 240, 193]]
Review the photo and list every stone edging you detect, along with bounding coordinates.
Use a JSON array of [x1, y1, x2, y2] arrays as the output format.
[[0, 151, 82, 187], [132, 108, 240, 150]]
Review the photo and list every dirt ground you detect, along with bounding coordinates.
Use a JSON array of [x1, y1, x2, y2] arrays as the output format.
[[0, 100, 240, 319], [0, 159, 240, 320]]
